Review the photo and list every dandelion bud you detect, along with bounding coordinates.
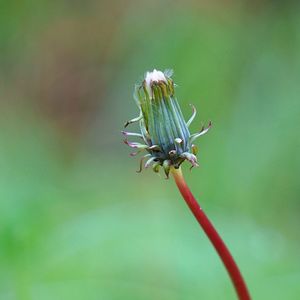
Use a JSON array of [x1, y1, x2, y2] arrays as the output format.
[[123, 69, 211, 177]]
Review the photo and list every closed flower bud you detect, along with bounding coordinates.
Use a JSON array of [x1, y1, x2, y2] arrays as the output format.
[[123, 69, 211, 177]]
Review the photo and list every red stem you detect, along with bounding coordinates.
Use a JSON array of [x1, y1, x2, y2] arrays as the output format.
[[171, 167, 251, 300]]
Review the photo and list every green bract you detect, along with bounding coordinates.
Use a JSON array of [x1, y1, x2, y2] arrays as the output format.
[[123, 69, 211, 177]]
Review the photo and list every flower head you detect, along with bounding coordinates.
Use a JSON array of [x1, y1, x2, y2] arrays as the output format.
[[144, 69, 167, 95], [123, 69, 211, 177]]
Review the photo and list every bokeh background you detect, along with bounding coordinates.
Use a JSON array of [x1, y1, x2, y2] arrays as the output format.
[[1, 1, 299, 299]]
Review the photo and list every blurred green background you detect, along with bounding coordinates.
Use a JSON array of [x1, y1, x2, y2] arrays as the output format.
[[0, 1, 299, 299]]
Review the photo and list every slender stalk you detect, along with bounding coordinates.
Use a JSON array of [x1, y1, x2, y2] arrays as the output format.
[[171, 167, 251, 300]]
